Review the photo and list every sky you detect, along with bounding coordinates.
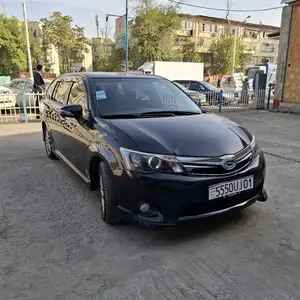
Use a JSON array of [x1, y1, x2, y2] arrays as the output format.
[[2, 0, 283, 38]]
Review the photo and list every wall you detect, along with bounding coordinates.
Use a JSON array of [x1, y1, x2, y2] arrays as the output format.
[[283, 4, 300, 103]]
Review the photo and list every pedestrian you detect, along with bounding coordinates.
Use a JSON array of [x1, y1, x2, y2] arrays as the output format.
[[79, 67, 87, 72], [217, 76, 221, 88], [240, 78, 249, 105], [33, 64, 45, 119]]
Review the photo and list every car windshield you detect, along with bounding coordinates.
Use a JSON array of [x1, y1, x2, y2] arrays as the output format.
[[201, 81, 219, 92], [93, 78, 201, 117]]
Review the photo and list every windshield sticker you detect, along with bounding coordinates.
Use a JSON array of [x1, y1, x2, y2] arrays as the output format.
[[96, 90, 107, 100]]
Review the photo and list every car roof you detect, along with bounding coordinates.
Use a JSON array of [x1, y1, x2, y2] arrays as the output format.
[[60, 72, 162, 80]]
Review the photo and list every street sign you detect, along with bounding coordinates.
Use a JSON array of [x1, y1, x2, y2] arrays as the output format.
[[115, 16, 126, 50], [116, 34, 126, 50]]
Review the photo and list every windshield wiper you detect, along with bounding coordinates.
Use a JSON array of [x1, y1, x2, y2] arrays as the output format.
[[102, 113, 140, 119], [140, 111, 200, 116]]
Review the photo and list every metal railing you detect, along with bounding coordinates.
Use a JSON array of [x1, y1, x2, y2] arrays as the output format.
[[197, 87, 273, 112], [0, 92, 42, 123]]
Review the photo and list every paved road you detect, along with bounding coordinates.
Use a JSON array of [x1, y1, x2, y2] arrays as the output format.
[[0, 111, 299, 300]]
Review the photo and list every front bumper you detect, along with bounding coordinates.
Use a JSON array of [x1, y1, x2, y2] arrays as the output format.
[[116, 152, 267, 227]]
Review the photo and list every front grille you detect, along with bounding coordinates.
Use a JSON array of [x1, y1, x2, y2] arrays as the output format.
[[177, 144, 253, 176]]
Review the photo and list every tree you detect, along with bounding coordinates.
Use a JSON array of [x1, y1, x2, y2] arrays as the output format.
[[182, 38, 200, 62], [40, 12, 89, 73], [209, 34, 251, 75], [129, 0, 181, 69], [0, 14, 41, 75]]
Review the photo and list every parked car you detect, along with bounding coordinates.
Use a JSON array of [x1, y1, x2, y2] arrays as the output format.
[[0, 86, 17, 109], [172, 81, 207, 106], [8, 78, 52, 108], [173, 80, 230, 105], [40, 72, 268, 227]]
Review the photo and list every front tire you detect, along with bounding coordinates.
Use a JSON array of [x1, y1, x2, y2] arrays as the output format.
[[99, 161, 120, 224], [44, 127, 57, 159]]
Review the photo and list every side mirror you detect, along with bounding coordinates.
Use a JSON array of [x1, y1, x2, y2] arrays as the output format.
[[60, 104, 82, 119]]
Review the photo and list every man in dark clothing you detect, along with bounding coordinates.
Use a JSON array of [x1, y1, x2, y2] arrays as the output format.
[[33, 64, 45, 93], [33, 64, 45, 119]]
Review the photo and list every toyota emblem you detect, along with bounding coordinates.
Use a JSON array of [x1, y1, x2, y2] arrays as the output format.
[[222, 157, 236, 170]]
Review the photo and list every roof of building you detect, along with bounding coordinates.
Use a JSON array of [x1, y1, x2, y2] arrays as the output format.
[[179, 14, 280, 31], [281, 0, 298, 3]]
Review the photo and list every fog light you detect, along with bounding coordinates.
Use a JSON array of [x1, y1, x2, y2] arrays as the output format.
[[139, 202, 150, 213]]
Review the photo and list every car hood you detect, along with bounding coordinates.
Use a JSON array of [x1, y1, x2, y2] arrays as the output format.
[[111, 114, 252, 157]]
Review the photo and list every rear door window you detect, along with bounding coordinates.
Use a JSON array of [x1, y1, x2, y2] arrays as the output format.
[[52, 81, 73, 104]]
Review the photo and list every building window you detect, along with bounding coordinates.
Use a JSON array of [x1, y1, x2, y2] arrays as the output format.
[[262, 44, 275, 52], [202, 24, 216, 33]]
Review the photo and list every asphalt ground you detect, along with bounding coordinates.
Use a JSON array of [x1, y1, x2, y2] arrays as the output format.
[[0, 110, 299, 300]]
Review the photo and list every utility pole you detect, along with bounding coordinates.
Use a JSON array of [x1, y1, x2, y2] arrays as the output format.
[[232, 27, 238, 75], [1, 0, 7, 17], [232, 15, 251, 75], [22, 2, 33, 80], [125, 0, 129, 72], [95, 14, 100, 38]]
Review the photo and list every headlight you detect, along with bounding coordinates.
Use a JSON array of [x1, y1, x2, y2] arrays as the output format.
[[250, 135, 260, 156], [120, 148, 184, 173]]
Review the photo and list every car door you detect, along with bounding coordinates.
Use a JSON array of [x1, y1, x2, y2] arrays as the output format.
[[49, 79, 73, 154], [60, 77, 91, 176]]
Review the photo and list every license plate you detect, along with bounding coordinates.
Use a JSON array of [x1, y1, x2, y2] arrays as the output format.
[[208, 176, 254, 200]]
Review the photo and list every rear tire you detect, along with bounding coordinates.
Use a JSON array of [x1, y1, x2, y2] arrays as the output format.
[[44, 127, 57, 159], [99, 161, 120, 224]]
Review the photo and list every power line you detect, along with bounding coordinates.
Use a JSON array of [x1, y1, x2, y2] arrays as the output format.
[[167, 0, 283, 12]]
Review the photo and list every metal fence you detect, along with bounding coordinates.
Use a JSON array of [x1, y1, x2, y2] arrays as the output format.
[[0, 92, 42, 123], [194, 88, 273, 112], [0, 88, 273, 124]]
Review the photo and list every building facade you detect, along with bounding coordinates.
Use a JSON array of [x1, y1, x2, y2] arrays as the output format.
[[274, 0, 300, 111], [177, 14, 280, 67]]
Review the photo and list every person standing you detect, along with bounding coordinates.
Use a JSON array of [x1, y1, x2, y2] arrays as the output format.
[[217, 76, 221, 88], [33, 64, 45, 119], [240, 78, 249, 105]]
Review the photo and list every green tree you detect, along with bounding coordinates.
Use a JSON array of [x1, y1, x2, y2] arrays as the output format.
[[40, 12, 89, 73], [182, 38, 201, 62], [0, 15, 41, 75], [209, 34, 251, 75], [129, 0, 181, 69]]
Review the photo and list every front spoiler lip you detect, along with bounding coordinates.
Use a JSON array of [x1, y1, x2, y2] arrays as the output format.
[[118, 189, 268, 227]]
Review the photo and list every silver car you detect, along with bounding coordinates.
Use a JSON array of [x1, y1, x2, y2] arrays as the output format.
[[0, 86, 17, 109], [8, 78, 52, 108]]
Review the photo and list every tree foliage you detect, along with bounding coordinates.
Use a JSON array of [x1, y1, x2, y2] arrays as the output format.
[[209, 34, 251, 74], [129, 0, 181, 69], [40, 12, 88, 73], [182, 38, 201, 63], [0, 14, 41, 75]]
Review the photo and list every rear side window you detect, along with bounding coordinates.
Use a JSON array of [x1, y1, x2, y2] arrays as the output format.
[[45, 79, 57, 99], [53, 81, 73, 104]]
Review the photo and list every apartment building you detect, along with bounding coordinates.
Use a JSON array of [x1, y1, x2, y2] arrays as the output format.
[[29, 21, 93, 75], [177, 14, 280, 66]]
